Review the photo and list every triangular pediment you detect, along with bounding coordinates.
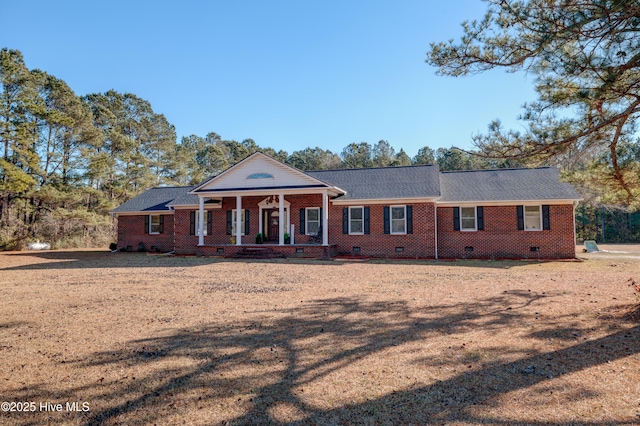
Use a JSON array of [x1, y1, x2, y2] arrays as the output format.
[[192, 152, 333, 193]]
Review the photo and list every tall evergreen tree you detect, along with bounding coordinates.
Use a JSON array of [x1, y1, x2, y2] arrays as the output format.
[[286, 146, 341, 170], [341, 142, 373, 168], [427, 0, 640, 208], [0, 49, 43, 225], [412, 146, 436, 165], [84, 90, 176, 203], [372, 140, 395, 167], [392, 148, 412, 166]]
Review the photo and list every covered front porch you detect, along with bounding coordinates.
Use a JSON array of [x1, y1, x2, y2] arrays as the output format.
[[195, 190, 333, 247], [188, 152, 346, 250]]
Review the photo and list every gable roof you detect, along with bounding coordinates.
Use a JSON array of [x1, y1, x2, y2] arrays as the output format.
[[111, 186, 194, 214], [438, 167, 581, 203], [191, 152, 344, 195], [307, 164, 440, 201]]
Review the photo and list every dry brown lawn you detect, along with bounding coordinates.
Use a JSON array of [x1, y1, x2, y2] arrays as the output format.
[[0, 245, 639, 425]]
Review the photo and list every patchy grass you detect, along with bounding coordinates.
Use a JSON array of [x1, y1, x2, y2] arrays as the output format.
[[0, 246, 639, 425]]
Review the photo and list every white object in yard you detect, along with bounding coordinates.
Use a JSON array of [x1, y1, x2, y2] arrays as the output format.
[[27, 241, 51, 250], [584, 240, 600, 252]]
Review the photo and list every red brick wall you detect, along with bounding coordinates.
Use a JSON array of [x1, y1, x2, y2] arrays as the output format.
[[173, 206, 238, 254], [173, 196, 437, 258], [116, 214, 174, 252], [328, 203, 436, 258], [117, 202, 576, 259], [437, 205, 576, 259]]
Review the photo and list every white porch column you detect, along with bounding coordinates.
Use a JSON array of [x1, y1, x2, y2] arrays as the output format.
[[198, 197, 205, 246], [278, 193, 285, 245], [236, 195, 242, 245], [322, 190, 329, 246]]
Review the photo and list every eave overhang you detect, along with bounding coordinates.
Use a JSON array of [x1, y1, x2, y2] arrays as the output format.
[[436, 198, 583, 207]]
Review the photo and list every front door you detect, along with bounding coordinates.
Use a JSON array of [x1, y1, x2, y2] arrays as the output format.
[[266, 210, 279, 242]]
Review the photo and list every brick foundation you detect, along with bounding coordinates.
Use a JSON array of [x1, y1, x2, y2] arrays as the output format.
[[194, 244, 336, 258]]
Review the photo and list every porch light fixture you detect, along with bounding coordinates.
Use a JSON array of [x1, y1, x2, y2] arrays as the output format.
[[265, 195, 280, 206]]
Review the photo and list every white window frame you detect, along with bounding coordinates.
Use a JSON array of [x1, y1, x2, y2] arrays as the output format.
[[349, 206, 364, 235], [232, 209, 245, 236], [460, 206, 477, 232], [195, 211, 207, 236], [306, 207, 320, 235], [149, 214, 161, 234], [390, 205, 407, 235], [524, 205, 542, 231]]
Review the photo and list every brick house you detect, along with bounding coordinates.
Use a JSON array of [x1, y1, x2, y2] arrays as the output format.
[[112, 152, 582, 259]]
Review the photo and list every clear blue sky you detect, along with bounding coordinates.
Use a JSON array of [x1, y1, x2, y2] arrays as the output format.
[[2, 0, 537, 157]]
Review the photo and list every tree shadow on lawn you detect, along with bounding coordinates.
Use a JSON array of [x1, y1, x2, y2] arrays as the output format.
[[7, 293, 640, 425], [1, 250, 560, 272], [0, 251, 353, 272]]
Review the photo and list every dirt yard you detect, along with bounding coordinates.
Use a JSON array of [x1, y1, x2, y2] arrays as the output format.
[[0, 245, 639, 425]]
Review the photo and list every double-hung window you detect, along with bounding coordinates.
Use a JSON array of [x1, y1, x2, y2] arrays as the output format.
[[460, 207, 477, 231], [453, 206, 483, 231], [232, 209, 245, 235], [390, 205, 407, 234], [349, 206, 364, 234], [306, 208, 320, 235], [149, 215, 161, 234], [524, 205, 542, 231], [195, 212, 207, 236]]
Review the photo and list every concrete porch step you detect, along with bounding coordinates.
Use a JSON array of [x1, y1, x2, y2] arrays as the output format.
[[230, 247, 286, 259]]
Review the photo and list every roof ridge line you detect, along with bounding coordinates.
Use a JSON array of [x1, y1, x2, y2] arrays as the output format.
[[441, 166, 552, 174], [307, 164, 436, 173]]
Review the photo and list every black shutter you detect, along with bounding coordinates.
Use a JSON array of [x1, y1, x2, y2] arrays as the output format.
[[190, 211, 195, 235], [517, 206, 524, 230], [407, 206, 413, 234], [453, 207, 460, 231], [319, 208, 323, 236], [364, 207, 370, 234], [477, 206, 484, 231], [245, 210, 250, 235], [384, 206, 390, 234], [159, 215, 164, 233], [144, 215, 149, 234], [342, 208, 348, 234], [542, 205, 550, 230], [226, 211, 232, 235], [300, 208, 305, 234], [207, 211, 212, 235]]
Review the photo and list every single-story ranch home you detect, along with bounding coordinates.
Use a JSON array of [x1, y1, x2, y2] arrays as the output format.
[[112, 152, 582, 259]]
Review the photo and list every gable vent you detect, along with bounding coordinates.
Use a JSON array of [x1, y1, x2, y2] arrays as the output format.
[[247, 173, 274, 179]]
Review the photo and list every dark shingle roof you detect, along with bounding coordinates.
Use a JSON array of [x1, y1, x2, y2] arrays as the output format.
[[438, 167, 581, 202], [168, 190, 202, 207], [111, 186, 195, 213], [307, 165, 440, 200], [112, 166, 581, 214]]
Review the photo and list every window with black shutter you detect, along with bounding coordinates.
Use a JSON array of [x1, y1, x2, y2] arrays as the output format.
[[453, 207, 460, 231]]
